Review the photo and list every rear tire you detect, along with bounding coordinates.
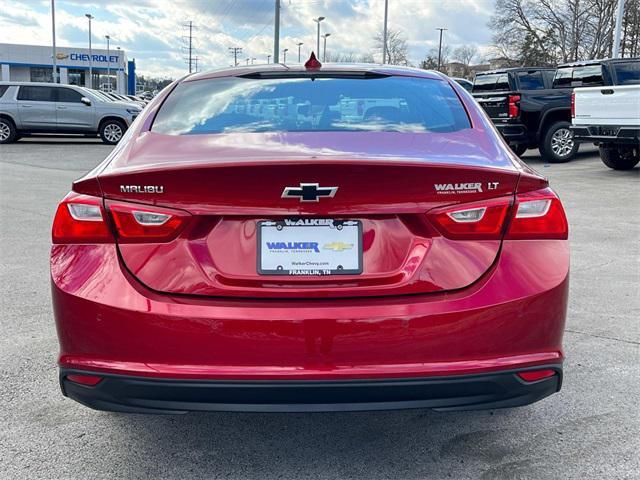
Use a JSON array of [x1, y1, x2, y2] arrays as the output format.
[[0, 117, 17, 144], [511, 144, 527, 157], [599, 145, 639, 170], [540, 121, 578, 163], [99, 119, 126, 145]]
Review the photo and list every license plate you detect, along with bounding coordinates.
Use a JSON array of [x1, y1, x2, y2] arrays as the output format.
[[258, 219, 362, 276]]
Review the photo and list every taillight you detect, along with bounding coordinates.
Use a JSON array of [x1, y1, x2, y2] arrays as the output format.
[[428, 188, 568, 241], [52, 193, 113, 244], [571, 91, 575, 118], [508, 94, 520, 118], [52, 192, 191, 244], [107, 200, 190, 243], [506, 188, 568, 240], [428, 196, 512, 240]]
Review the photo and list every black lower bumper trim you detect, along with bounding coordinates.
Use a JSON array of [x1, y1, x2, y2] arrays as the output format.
[[60, 365, 562, 414]]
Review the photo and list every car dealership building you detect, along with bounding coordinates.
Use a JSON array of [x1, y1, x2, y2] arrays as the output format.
[[0, 43, 135, 94]]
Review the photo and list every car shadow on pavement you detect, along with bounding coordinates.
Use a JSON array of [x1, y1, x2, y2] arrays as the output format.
[[102, 408, 533, 478]]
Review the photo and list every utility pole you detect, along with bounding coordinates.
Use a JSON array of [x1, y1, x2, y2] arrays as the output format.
[[436, 28, 447, 71], [188, 21, 193, 72], [382, 0, 388, 64], [229, 47, 242, 66], [51, 0, 58, 83], [314, 16, 325, 57], [322, 33, 331, 61], [85, 14, 93, 88], [297, 42, 304, 62], [274, 0, 280, 63], [612, 0, 625, 57]]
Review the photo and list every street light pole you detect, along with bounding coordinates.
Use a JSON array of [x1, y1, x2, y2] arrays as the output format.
[[322, 33, 331, 61], [267, 54, 271, 63], [436, 28, 447, 71], [297, 42, 304, 62], [612, 0, 625, 57], [51, 0, 58, 83], [274, 0, 280, 63], [314, 16, 325, 56], [105, 35, 110, 90], [283, 48, 288, 63], [382, 0, 388, 64], [85, 14, 93, 88]]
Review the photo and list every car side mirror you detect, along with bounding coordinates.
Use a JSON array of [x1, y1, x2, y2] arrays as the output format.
[[80, 97, 92, 106]]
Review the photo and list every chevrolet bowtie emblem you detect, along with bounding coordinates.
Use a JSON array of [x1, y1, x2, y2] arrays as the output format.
[[323, 242, 354, 252], [281, 183, 338, 202]]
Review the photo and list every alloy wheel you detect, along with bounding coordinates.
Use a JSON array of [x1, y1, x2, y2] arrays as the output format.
[[103, 123, 123, 143], [550, 128, 574, 158], [0, 121, 10, 142]]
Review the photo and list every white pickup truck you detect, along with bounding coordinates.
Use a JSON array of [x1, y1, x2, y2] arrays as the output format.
[[571, 62, 640, 170]]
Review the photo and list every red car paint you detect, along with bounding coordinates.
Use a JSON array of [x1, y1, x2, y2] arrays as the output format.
[[51, 64, 569, 412]]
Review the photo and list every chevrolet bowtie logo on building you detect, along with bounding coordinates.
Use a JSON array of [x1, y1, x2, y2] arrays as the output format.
[[323, 242, 354, 252], [281, 183, 338, 202], [55, 53, 69, 60]]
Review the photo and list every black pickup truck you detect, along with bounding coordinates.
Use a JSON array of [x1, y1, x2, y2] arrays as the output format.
[[472, 61, 630, 162]]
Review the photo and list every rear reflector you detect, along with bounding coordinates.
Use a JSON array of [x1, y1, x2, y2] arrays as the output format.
[[517, 369, 556, 382], [66, 374, 103, 386]]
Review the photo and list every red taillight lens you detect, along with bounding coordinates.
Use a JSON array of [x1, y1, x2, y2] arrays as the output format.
[[508, 94, 520, 118], [571, 91, 575, 118], [506, 188, 568, 240], [107, 200, 190, 243], [52, 193, 113, 244], [428, 196, 512, 240], [517, 369, 556, 382]]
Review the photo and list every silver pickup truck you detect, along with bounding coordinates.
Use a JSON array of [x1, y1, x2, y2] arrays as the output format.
[[0, 82, 142, 145]]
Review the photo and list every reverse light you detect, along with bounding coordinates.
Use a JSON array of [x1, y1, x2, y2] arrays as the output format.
[[428, 197, 512, 240], [107, 201, 190, 243], [508, 94, 520, 118]]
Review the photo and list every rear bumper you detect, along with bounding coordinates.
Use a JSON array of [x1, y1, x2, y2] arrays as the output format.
[[493, 122, 529, 144], [60, 365, 562, 413], [571, 125, 640, 144]]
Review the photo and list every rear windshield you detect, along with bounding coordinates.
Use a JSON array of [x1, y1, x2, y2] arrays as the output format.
[[472, 74, 511, 92], [516, 71, 546, 90], [553, 65, 604, 88], [613, 61, 640, 85], [151, 76, 471, 135]]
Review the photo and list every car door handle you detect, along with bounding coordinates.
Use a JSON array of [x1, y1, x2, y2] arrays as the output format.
[[600, 89, 614, 95], [20, 104, 33, 108], [57, 106, 67, 109]]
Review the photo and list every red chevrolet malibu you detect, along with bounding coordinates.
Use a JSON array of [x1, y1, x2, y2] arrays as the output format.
[[51, 59, 569, 413]]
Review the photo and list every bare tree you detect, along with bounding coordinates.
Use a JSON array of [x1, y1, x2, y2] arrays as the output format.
[[419, 45, 451, 71], [453, 45, 478, 76], [374, 28, 409, 65], [489, 0, 638, 65]]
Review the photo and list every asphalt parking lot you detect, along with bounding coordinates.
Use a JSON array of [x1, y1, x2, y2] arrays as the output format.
[[0, 137, 638, 480]]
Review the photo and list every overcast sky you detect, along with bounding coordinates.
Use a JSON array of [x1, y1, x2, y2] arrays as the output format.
[[0, 0, 495, 77]]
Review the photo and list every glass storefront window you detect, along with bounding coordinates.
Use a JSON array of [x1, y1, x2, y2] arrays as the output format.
[[68, 69, 85, 86], [30, 67, 53, 83]]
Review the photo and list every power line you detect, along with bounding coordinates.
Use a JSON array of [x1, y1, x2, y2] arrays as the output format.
[[229, 46, 243, 66]]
